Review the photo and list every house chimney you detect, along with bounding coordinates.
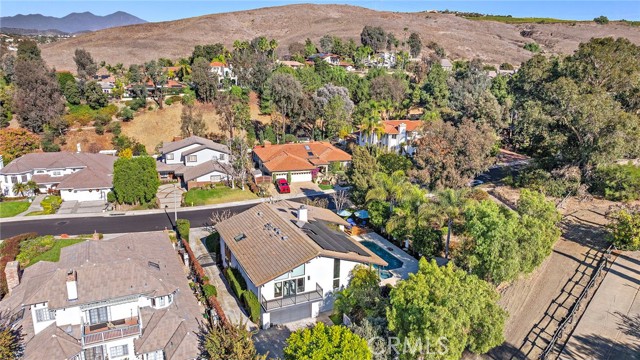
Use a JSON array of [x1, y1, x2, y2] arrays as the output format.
[[4, 261, 20, 295], [76, 143, 81, 153], [297, 205, 308, 223], [66, 270, 78, 301]]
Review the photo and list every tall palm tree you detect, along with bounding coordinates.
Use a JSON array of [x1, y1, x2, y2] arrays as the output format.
[[417, 188, 469, 259], [360, 109, 384, 145], [12, 182, 27, 197], [25, 180, 39, 195], [365, 170, 414, 207]]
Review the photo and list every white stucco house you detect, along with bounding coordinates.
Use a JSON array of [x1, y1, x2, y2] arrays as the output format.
[[209, 61, 238, 86], [0, 231, 201, 360], [0, 152, 116, 202], [252, 142, 351, 183], [358, 120, 423, 155], [216, 201, 387, 328], [157, 136, 233, 189]]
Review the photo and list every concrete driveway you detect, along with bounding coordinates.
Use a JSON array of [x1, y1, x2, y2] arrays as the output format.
[[57, 200, 108, 214], [267, 181, 322, 198]]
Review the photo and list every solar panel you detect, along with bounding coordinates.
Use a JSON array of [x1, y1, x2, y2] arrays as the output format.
[[301, 220, 370, 256]]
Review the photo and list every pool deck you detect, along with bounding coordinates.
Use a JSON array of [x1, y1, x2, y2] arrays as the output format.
[[354, 232, 419, 286]]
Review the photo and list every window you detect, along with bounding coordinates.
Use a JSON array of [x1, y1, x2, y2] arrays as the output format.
[[52, 171, 61, 176], [158, 296, 166, 307], [219, 154, 225, 160], [88, 306, 108, 325], [210, 175, 221, 182], [110, 345, 129, 357], [212, 155, 218, 161], [146, 351, 162, 360], [296, 277, 305, 293], [165, 153, 174, 160], [290, 264, 304, 277], [333, 259, 340, 290], [187, 155, 197, 162], [35, 308, 55, 322], [84, 346, 104, 360], [274, 282, 282, 297], [21, 175, 28, 182], [10, 176, 17, 184], [391, 135, 397, 140]]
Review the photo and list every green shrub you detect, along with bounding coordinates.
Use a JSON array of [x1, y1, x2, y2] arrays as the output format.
[[591, 163, 640, 201], [128, 98, 146, 111], [224, 267, 246, 298], [608, 209, 640, 250], [98, 104, 118, 117], [205, 232, 220, 253], [523, 42, 541, 52], [41, 140, 61, 152], [510, 168, 579, 197], [118, 107, 135, 122], [242, 290, 261, 323], [594, 15, 609, 24], [16, 235, 55, 267], [284, 134, 297, 143], [41, 196, 62, 214], [203, 284, 217, 298], [176, 219, 190, 241], [165, 95, 182, 105], [109, 122, 122, 136], [94, 123, 104, 135]]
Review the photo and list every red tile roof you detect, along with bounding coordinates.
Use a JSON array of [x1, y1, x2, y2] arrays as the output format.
[[253, 142, 351, 172], [381, 120, 423, 134], [209, 61, 227, 67]]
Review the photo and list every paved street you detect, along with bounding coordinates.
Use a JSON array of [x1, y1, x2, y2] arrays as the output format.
[[0, 194, 331, 239]]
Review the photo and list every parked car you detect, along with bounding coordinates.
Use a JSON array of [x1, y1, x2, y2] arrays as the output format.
[[275, 179, 291, 193], [469, 179, 484, 187]]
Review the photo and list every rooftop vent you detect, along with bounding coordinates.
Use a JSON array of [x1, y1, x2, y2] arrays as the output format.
[[148, 261, 160, 270], [234, 233, 247, 242]]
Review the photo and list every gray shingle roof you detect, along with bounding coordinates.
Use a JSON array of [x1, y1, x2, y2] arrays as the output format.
[[181, 161, 233, 182], [160, 136, 229, 155]]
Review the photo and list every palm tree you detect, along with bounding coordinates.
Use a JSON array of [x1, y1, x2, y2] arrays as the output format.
[[12, 182, 27, 197], [25, 180, 38, 195], [360, 109, 384, 145], [365, 170, 415, 207], [425, 188, 469, 259]]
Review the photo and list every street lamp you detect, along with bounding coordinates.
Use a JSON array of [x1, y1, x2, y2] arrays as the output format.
[[173, 183, 177, 222]]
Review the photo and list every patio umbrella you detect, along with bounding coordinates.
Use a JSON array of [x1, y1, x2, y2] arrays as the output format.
[[337, 209, 352, 217], [354, 210, 369, 219]]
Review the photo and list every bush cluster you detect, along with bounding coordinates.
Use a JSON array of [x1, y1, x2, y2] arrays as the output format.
[[591, 163, 640, 201], [203, 284, 217, 298], [224, 267, 246, 298], [508, 167, 579, 197], [15, 235, 55, 267], [176, 219, 190, 241], [204, 232, 220, 253], [241, 290, 261, 323]]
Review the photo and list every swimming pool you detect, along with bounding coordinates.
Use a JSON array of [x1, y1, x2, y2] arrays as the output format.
[[360, 240, 404, 270]]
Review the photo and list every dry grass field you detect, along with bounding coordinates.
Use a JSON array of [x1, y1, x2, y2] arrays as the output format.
[[40, 4, 640, 71], [121, 102, 224, 151]]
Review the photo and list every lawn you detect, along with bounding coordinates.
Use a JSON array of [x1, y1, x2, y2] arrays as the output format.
[[0, 201, 29, 218], [24, 238, 86, 267], [24, 195, 62, 216], [183, 186, 257, 206]]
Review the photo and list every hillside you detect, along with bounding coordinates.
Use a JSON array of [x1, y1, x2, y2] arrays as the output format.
[[39, 4, 640, 70], [1, 11, 146, 34]]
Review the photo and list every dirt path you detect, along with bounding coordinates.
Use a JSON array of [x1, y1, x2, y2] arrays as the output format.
[[484, 187, 623, 360]]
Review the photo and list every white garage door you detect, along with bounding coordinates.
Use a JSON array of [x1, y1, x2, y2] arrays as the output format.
[[290, 171, 312, 183], [270, 303, 312, 325]]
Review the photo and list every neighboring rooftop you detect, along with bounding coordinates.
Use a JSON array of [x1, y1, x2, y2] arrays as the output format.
[[380, 120, 423, 134], [0, 152, 116, 189], [181, 160, 233, 182], [253, 141, 351, 173], [215, 200, 386, 286], [0, 232, 202, 360], [160, 135, 230, 155]]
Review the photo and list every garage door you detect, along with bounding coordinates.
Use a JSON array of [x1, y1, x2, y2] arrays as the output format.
[[290, 171, 312, 183], [269, 303, 312, 325]]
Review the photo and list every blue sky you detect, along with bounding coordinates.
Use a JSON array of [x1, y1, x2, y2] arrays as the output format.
[[2, 1, 639, 22]]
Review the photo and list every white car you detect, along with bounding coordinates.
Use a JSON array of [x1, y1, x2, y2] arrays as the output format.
[[469, 180, 484, 187]]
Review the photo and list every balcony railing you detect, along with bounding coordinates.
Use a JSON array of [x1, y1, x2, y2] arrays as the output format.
[[261, 283, 323, 312], [82, 317, 141, 346]]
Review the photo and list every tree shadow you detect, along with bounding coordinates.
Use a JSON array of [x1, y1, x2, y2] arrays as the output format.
[[485, 341, 527, 360]]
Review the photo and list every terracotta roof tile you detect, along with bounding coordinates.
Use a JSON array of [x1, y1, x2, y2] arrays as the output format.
[[253, 142, 351, 172]]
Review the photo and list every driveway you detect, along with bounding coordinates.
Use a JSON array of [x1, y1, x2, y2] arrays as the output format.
[[157, 183, 185, 210], [57, 200, 108, 214], [267, 181, 322, 198]]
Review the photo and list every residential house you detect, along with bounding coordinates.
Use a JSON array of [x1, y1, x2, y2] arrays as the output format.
[[308, 53, 341, 66], [440, 58, 453, 71], [209, 61, 238, 86], [252, 142, 351, 182], [358, 120, 423, 155], [0, 152, 116, 202], [278, 60, 305, 69], [0, 231, 202, 360], [157, 136, 233, 189], [216, 201, 387, 328]]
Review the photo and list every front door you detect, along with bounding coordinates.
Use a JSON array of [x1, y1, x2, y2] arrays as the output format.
[[283, 280, 296, 298]]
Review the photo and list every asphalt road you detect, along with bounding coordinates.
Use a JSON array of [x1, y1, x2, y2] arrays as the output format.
[[0, 196, 331, 239]]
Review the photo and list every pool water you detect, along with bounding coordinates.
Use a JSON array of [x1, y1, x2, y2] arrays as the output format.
[[360, 240, 404, 270]]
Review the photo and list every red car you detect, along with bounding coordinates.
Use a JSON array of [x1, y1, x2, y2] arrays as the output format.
[[275, 179, 291, 193]]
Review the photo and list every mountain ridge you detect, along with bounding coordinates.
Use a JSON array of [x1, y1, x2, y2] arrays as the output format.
[[37, 4, 640, 71], [0, 11, 147, 34]]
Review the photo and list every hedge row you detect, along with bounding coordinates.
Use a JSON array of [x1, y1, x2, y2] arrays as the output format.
[[224, 267, 245, 299], [242, 290, 261, 323], [0, 232, 38, 299], [176, 219, 190, 242]]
